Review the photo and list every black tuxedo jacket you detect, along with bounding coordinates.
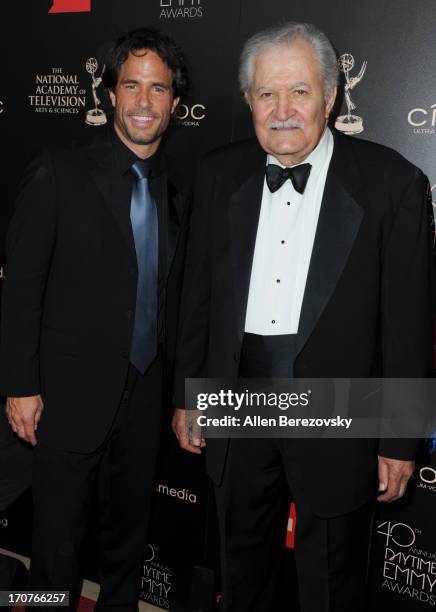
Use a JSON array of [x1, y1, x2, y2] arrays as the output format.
[[0, 129, 190, 454], [174, 130, 434, 517]]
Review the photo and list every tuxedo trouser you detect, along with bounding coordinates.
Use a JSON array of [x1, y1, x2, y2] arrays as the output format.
[[28, 354, 163, 612], [215, 438, 373, 612], [214, 333, 374, 612]]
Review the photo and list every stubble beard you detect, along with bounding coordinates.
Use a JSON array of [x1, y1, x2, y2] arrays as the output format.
[[116, 111, 169, 147]]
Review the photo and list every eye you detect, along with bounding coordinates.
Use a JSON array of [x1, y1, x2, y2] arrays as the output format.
[[124, 83, 136, 90], [153, 85, 166, 94], [295, 89, 308, 96], [259, 91, 273, 99]]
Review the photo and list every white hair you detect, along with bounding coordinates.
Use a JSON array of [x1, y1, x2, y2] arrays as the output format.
[[239, 21, 338, 102]]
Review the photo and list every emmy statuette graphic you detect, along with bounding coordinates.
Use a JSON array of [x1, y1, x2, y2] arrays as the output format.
[[335, 53, 367, 135], [85, 58, 107, 126]]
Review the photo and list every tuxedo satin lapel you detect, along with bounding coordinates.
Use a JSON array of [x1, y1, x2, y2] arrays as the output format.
[[228, 167, 265, 340], [296, 170, 363, 356], [85, 139, 136, 263]]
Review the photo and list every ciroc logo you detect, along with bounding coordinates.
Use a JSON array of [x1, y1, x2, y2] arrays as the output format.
[[175, 103, 206, 127], [408, 105, 436, 135], [413, 463, 436, 493]]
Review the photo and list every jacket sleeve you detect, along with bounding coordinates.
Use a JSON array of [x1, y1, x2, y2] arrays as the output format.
[[378, 167, 435, 460], [0, 149, 57, 397], [173, 157, 213, 407]]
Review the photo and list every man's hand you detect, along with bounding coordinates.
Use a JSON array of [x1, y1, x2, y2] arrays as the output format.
[[6, 395, 44, 446], [172, 407, 206, 455], [377, 455, 415, 502]]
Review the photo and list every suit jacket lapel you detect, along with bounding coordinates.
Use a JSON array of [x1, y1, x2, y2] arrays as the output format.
[[228, 146, 266, 340], [296, 132, 364, 356], [85, 133, 137, 263], [85, 136, 187, 279], [165, 177, 186, 279]]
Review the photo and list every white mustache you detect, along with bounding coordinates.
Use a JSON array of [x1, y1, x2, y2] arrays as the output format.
[[268, 119, 304, 129]]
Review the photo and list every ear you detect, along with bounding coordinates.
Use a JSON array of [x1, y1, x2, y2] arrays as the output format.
[[325, 85, 337, 118], [171, 96, 180, 115], [244, 90, 252, 111], [109, 89, 116, 108]]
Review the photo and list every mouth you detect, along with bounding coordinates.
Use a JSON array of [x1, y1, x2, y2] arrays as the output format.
[[268, 121, 304, 131], [270, 126, 299, 130], [129, 115, 156, 126]]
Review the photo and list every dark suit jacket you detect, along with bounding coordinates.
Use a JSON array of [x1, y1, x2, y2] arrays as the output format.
[[0, 129, 190, 454], [174, 130, 434, 517], [0, 405, 32, 512]]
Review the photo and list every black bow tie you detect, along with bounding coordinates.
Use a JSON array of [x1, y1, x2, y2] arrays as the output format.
[[265, 163, 312, 194]]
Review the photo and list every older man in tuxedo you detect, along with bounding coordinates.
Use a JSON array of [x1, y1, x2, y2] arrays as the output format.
[[173, 21, 434, 612]]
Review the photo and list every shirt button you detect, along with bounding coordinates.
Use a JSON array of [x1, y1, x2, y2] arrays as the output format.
[[287, 202, 291, 206], [276, 279, 280, 283], [272, 320, 276, 324], [281, 240, 285, 244]]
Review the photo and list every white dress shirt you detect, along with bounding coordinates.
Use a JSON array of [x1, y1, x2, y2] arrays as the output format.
[[244, 127, 334, 335]]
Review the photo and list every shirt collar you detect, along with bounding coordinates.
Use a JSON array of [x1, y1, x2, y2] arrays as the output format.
[[111, 127, 162, 178]]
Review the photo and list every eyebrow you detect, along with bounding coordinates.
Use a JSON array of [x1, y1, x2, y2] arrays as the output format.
[[255, 81, 310, 92], [292, 81, 309, 88], [119, 78, 170, 89]]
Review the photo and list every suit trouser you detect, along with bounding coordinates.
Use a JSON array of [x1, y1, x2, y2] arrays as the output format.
[[28, 356, 163, 612], [214, 437, 374, 612]]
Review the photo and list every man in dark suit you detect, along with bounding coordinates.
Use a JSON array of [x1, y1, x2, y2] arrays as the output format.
[[0, 27, 190, 610], [173, 21, 434, 612], [0, 406, 31, 593]]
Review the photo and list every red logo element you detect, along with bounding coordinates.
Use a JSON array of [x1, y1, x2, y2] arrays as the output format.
[[49, 0, 91, 13], [285, 503, 296, 549]]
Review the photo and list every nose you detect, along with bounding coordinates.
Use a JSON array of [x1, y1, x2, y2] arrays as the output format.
[[275, 92, 295, 121], [136, 87, 152, 108]]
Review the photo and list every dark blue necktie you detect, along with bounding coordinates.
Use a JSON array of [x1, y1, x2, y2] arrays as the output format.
[[129, 161, 158, 374]]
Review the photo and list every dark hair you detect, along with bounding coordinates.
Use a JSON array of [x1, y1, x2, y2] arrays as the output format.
[[103, 27, 189, 98]]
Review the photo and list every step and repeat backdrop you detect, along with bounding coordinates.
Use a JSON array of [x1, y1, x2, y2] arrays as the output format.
[[1, 1, 436, 610]]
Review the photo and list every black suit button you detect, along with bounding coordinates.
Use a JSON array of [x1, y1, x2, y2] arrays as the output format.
[[121, 350, 128, 358], [129, 267, 135, 276], [126, 309, 133, 318], [233, 350, 240, 363]]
